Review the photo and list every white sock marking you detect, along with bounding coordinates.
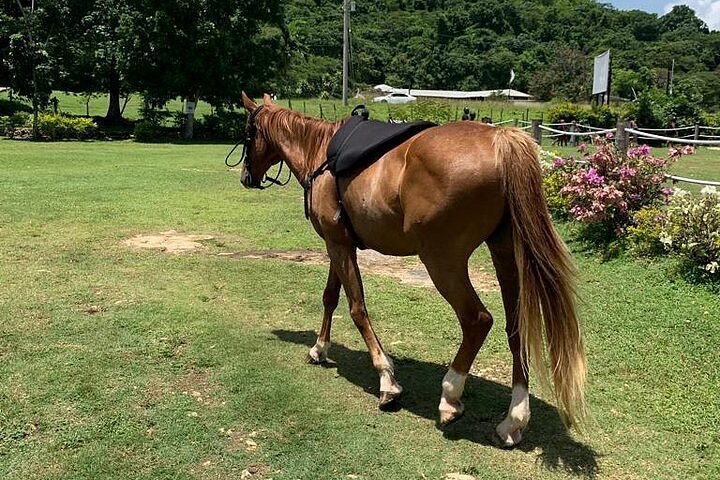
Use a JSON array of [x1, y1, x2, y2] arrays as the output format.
[[308, 339, 329, 361]]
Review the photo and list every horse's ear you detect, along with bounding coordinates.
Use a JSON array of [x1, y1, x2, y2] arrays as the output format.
[[263, 93, 274, 106], [241, 91, 257, 111]]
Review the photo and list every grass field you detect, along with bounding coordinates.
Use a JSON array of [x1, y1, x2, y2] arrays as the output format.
[[1, 139, 719, 480]]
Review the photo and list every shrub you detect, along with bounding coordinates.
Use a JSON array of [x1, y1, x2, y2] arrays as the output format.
[[195, 110, 248, 140], [133, 120, 164, 142], [0, 98, 32, 116], [36, 114, 98, 140], [540, 149, 572, 217], [660, 187, 720, 276], [547, 102, 620, 128], [389, 100, 454, 124], [551, 138, 684, 236], [626, 206, 667, 256], [700, 111, 720, 128], [0, 112, 30, 134]]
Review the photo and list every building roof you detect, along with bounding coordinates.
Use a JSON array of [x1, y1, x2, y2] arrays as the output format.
[[373, 85, 533, 100]]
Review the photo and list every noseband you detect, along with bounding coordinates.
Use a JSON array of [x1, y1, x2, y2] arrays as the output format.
[[224, 104, 291, 189]]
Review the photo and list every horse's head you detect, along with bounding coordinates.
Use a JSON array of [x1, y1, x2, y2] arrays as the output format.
[[239, 92, 282, 189]]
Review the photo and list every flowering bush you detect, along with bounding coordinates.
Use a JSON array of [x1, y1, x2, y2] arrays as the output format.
[[550, 138, 681, 235], [660, 187, 720, 276], [625, 206, 666, 256], [540, 150, 572, 217], [37, 114, 98, 140]]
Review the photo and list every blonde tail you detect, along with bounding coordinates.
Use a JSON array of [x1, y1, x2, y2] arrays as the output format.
[[493, 127, 587, 425]]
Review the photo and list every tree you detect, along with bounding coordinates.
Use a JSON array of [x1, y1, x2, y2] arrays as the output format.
[[660, 5, 708, 34], [119, 0, 286, 137], [529, 46, 590, 101], [3, 0, 53, 138], [40, 0, 131, 123]]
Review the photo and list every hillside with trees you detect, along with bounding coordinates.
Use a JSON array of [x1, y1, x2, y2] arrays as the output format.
[[281, 0, 720, 107], [2, 0, 719, 130]]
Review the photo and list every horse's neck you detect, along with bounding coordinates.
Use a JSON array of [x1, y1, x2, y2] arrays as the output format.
[[272, 113, 340, 183]]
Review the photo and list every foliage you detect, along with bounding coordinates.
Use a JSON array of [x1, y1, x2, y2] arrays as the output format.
[[132, 120, 164, 142], [5, 0, 720, 127], [528, 46, 590, 102], [553, 139, 681, 235], [0, 97, 32, 116], [660, 187, 720, 276], [701, 111, 720, 127], [625, 87, 703, 128], [0, 111, 30, 134], [387, 99, 454, 123], [625, 206, 667, 257], [539, 149, 572, 218], [194, 110, 248, 140], [546, 102, 620, 128], [36, 113, 98, 140], [119, 0, 285, 108]]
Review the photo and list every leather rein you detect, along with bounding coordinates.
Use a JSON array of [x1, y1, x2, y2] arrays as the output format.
[[224, 105, 292, 189]]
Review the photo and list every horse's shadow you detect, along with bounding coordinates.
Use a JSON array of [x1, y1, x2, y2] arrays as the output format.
[[272, 329, 599, 479]]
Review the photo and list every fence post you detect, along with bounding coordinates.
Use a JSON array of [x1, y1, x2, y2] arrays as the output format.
[[513, 118, 518, 127], [694, 124, 700, 141], [616, 121, 628, 155], [532, 120, 542, 145], [571, 121, 578, 147], [319, 104, 324, 119], [288, 98, 293, 111]]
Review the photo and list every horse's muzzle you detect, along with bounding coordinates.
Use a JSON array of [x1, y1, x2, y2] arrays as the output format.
[[240, 168, 255, 189]]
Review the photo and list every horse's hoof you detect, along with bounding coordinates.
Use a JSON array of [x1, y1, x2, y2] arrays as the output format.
[[378, 391, 401, 410], [495, 423, 523, 448], [305, 353, 326, 365], [438, 408, 464, 427]]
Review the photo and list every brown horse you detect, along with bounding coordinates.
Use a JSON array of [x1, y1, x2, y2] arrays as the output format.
[[238, 93, 586, 447]]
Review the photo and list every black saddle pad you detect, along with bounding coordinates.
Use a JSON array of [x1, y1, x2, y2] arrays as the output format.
[[327, 116, 436, 177]]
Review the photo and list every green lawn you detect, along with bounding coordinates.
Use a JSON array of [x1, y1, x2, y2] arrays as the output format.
[[1, 140, 719, 480]]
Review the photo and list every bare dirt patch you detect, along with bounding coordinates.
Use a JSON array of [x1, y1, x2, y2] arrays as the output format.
[[123, 230, 214, 254], [123, 231, 498, 291], [220, 249, 499, 292]]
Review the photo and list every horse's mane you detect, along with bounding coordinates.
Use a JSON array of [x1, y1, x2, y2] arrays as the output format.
[[260, 107, 345, 172]]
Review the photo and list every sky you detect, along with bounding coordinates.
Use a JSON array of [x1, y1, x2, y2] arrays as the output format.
[[606, 1, 720, 30]]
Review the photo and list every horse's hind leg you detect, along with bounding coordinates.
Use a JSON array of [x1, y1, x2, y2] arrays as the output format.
[[326, 241, 402, 408], [422, 256, 494, 426], [306, 264, 341, 364], [487, 226, 530, 448]]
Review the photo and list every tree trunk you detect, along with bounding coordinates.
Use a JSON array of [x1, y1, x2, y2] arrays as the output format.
[[105, 62, 122, 124], [183, 94, 198, 139]]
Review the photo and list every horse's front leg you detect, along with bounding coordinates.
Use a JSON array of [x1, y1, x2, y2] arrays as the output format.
[[326, 240, 402, 408], [306, 264, 341, 364]]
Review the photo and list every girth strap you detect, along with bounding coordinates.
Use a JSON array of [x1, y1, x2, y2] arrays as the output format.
[[303, 163, 366, 250]]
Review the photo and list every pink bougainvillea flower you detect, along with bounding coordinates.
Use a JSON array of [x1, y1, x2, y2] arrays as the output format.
[[584, 167, 605, 186], [681, 145, 695, 155], [620, 166, 637, 179]]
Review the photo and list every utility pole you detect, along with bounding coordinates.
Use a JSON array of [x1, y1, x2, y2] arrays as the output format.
[[342, 0, 349, 106], [15, 0, 38, 140]]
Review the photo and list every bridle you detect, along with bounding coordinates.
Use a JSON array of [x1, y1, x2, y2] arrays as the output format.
[[224, 104, 291, 189]]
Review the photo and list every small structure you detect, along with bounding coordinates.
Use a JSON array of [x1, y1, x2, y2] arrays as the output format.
[[373, 85, 533, 101]]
